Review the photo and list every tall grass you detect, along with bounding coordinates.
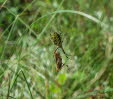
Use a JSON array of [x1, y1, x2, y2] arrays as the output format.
[[0, 0, 113, 98]]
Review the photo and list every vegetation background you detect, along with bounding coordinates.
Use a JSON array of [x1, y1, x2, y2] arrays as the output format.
[[0, 0, 113, 98]]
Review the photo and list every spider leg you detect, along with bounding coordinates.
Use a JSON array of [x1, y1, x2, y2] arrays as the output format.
[[54, 46, 59, 54], [61, 47, 69, 58]]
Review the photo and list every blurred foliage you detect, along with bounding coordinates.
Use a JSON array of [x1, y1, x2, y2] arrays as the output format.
[[0, 0, 113, 98]]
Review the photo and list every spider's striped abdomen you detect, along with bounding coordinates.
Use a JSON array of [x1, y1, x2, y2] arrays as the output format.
[[50, 32, 62, 47]]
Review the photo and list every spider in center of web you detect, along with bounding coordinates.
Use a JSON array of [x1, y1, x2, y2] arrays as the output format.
[[50, 32, 70, 58]]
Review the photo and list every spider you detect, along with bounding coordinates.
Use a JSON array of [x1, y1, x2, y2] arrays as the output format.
[[50, 32, 69, 58], [54, 49, 68, 72]]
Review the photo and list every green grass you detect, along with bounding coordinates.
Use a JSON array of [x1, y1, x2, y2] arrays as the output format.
[[0, 0, 113, 98]]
